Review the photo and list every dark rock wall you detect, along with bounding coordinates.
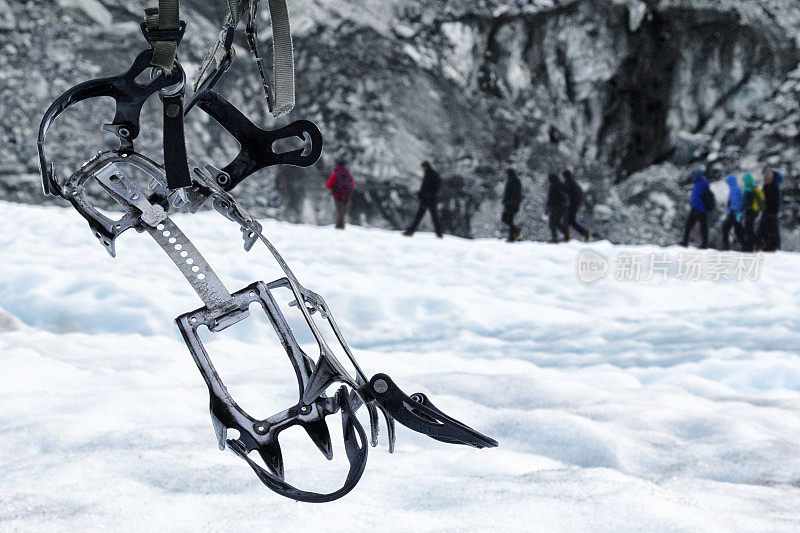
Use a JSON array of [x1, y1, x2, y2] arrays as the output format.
[[1, 0, 798, 246]]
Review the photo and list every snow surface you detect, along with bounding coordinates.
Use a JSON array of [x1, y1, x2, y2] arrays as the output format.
[[1, 200, 800, 531]]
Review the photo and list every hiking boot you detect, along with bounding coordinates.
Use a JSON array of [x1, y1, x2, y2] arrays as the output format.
[[402, 230, 414, 237], [514, 228, 524, 241]]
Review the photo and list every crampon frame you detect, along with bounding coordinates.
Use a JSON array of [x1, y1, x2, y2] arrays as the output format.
[[36, 5, 497, 503]]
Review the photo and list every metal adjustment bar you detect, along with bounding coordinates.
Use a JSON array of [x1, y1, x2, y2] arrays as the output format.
[[147, 219, 235, 314]]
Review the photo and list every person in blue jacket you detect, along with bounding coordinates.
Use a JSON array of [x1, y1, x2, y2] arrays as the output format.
[[720, 174, 745, 251], [680, 170, 714, 248], [756, 168, 784, 251]]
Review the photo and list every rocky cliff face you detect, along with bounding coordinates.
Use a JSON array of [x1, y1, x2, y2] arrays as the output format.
[[1, 0, 799, 246]]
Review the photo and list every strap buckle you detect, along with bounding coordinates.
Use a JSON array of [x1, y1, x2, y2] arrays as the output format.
[[140, 20, 187, 46]]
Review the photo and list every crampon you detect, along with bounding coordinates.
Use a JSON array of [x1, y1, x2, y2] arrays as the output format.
[[37, 0, 497, 503]]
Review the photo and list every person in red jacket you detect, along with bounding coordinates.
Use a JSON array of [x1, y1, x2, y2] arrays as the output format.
[[327, 160, 355, 229]]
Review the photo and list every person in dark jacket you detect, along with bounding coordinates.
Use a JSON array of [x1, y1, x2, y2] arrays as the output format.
[[546, 172, 569, 243], [326, 160, 355, 229], [562, 169, 592, 241], [756, 168, 783, 252], [720, 174, 745, 251], [403, 161, 443, 238], [501, 168, 523, 242], [680, 170, 713, 248]]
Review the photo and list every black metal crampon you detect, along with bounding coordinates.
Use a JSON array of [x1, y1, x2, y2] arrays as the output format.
[[37, 4, 497, 503]]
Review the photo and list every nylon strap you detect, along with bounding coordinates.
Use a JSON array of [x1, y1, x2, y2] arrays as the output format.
[[147, 0, 181, 70], [266, 0, 295, 116], [227, 0, 245, 26], [195, 0, 295, 117], [162, 94, 192, 189]]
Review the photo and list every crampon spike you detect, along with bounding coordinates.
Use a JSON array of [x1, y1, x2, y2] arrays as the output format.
[[302, 419, 334, 460], [258, 438, 285, 479]]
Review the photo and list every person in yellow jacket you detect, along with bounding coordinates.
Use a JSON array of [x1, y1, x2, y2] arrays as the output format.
[[741, 173, 765, 252]]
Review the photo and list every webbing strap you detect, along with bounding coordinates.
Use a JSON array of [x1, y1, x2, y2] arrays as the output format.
[[147, 0, 181, 70], [227, 0, 245, 26], [195, 0, 295, 117], [266, 0, 295, 116]]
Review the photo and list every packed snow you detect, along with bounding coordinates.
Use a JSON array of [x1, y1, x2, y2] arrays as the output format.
[[1, 200, 800, 531]]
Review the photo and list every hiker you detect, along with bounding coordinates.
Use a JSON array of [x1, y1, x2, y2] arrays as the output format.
[[403, 161, 443, 238], [741, 172, 765, 252], [756, 168, 784, 252], [562, 169, 592, 241], [546, 172, 569, 243], [720, 174, 745, 251], [501, 168, 523, 242], [326, 160, 355, 229], [680, 169, 714, 248]]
